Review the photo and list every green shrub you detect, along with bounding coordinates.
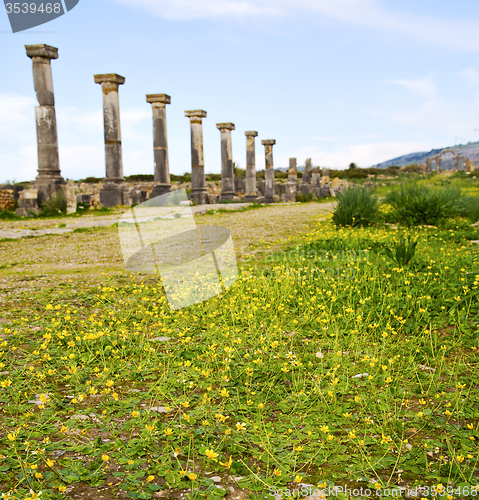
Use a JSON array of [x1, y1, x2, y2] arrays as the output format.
[[332, 186, 379, 227], [296, 192, 314, 203], [40, 191, 67, 216], [383, 184, 463, 226], [461, 195, 479, 223], [383, 237, 418, 267]]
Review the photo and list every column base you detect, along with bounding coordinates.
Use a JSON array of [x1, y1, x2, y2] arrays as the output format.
[[149, 183, 171, 199], [100, 183, 123, 207], [265, 196, 275, 204], [299, 183, 311, 196], [190, 190, 208, 205], [244, 194, 257, 202], [34, 175, 66, 206], [220, 192, 235, 202]]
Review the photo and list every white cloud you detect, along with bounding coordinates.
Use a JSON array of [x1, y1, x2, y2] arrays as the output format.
[[386, 76, 437, 99], [112, 0, 479, 52], [390, 98, 479, 137], [457, 67, 479, 88]]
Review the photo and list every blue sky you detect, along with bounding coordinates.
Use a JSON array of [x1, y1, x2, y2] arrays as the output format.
[[1, 0, 479, 183]]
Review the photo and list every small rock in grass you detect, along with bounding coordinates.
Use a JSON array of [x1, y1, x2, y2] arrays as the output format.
[[150, 406, 168, 413], [352, 373, 369, 379], [149, 337, 171, 342], [211, 476, 221, 483], [418, 364, 435, 372], [315, 352, 324, 359]]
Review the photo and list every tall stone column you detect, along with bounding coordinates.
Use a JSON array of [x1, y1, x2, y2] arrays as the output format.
[[94, 74, 125, 207], [146, 94, 171, 198], [286, 157, 298, 202], [300, 158, 312, 195], [425, 158, 432, 173], [25, 44, 65, 205], [436, 156, 441, 172], [262, 140, 276, 203], [312, 166, 321, 197], [322, 168, 331, 186], [185, 110, 208, 205], [245, 131, 258, 202], [217, 123, 235, 202], [453, 156, 459, 172]]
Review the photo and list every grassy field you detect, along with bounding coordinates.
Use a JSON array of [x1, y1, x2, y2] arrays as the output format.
[[1, 197, 479, 500]]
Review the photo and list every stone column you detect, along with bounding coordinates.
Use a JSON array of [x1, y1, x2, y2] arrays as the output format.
[[185, 110, 208, 205], [146, 94, 171, 198], [245, 131, 258, 202], [312, 166, 321, 197], [94, 73, 125, 207], [300, 158, 312, 195], [217, 123, 235, 202], [262, 140, 276, 203], [425, 158, 431, 173], [25, 44, 65, 205], [453, 156, 459, 172], [322, 168, 331, 186], [436, 156, 441, 172], [286, 157, 298, 202]]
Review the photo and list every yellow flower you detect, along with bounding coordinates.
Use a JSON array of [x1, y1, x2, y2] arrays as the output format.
[[7, 433, 16, 442], [102, 455, 110, 462], [374, 483, 382, 490], [354, 396, 360, 402], [236, 422, 245, 431], [164, 428, 173, 436], [294, 475, 303, 483], [188, 473, 198, 480], [45, 304, 53, 310], [145, 424, 154, 432], [320, 425, 329, 433], [220, 456, 233, 469], [455, 455, 465, 463], [146, 475, 155, 482], [220, 389, 229, 397], [205, 449, 219, 460], [274, 469, 282, 476], [46, 459, 55, 467], [132, 411, 139, 418], [327, 434, 334, 441]]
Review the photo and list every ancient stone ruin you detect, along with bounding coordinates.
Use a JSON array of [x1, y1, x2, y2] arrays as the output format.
[[13, 43, 334, 215]]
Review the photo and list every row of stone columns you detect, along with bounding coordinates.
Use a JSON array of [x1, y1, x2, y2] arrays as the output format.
[[24, 43, 320, 208]]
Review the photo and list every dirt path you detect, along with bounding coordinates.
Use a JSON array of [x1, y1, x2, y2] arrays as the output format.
[[0, 202, 334, 276]]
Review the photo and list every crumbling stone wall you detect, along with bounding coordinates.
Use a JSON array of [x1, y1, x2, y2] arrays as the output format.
[[0, 190, 15, 211]]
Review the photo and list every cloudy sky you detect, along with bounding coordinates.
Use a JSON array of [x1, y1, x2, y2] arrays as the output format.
[[1, 0, 479, 182]]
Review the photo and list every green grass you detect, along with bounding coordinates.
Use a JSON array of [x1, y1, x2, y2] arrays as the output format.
[[1, 217, 479, 499]]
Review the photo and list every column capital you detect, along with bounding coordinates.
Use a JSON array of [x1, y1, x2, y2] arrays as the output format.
[[185, 110, 207, 118], [25, 44, 58, 61], [146, 94, 171, 105], [245, 131, 258, 137], [94, 74, 125, 86], [262, 139, 276, 146], [217, 122, 235, 131]]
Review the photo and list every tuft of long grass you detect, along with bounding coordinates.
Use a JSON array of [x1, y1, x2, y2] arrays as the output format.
[[332, 186, 379, 227], [383, 183, 464, 226]]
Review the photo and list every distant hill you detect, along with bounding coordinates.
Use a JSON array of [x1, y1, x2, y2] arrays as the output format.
[[373, 142, 479, 170]]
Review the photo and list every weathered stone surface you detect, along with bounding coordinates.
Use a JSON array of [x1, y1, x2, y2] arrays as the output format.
[[15, 189, 40, 216], [217, 123, 235, 202], [95, 73, 125, 207], [0, 190, 15, 211], [261, 140, 276, 203], [185, 110, 208, 205], [300, 157, 312, 195], [147, 94, 171, 197], [245, 131, 258, 202], [26, 44, 65, 206], [285, 157, 298, 202]]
